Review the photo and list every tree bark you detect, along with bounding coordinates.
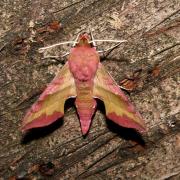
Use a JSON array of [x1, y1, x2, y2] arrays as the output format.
[[0, 0, 179, 179]]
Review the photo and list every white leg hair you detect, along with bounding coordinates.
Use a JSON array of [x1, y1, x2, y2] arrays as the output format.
[[42, 55, 60, 59], [61, 52, 70, 57], [119, 85, 130, 91]]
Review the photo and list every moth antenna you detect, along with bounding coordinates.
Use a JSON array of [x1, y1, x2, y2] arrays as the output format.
[[38, 41, 77, 53]]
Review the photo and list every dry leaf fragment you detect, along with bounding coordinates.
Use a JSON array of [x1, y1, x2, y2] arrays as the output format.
[[120, 78, 138, 91], [36, 21, 61, 34], [120, 69, 142, 91], [151, 65, 160, 78], [47, 21, 61, 32], [39, 162, 55, 176]]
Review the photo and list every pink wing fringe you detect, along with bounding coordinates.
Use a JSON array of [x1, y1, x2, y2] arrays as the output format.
[[22, 112, 63, 132], [107, 112, 146, 133]]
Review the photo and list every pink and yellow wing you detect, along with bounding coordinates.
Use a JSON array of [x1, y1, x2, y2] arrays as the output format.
[[21, 62, 76, 132], [93, 63, 146, 133]]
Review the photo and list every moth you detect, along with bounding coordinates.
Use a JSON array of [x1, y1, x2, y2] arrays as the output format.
[[21, 32, 146, 135]]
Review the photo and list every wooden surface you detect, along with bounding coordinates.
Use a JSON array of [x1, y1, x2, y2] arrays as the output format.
[[0, 0, 179, 179]]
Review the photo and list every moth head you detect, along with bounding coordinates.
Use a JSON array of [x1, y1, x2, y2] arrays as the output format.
[[75, 32, 92, 47]]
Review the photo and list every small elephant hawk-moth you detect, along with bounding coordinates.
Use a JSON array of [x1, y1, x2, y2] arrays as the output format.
[[21, 32, 146, 135]]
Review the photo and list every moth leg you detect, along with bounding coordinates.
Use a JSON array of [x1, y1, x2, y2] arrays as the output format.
[[99, 42, 125, 61], [98, 42, 122, 53], [118, 85, 131, 91], [42, 55, 66, 65], [93, 39, 127, 60]]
